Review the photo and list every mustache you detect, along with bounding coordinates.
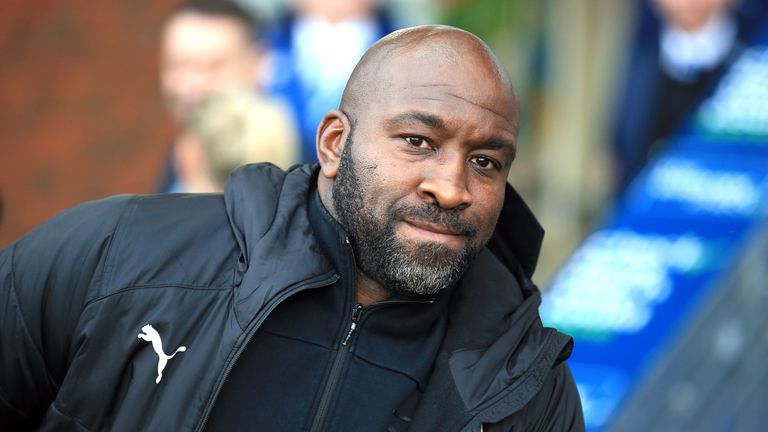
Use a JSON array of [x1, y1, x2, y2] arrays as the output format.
[[394, 203, 477, 237]]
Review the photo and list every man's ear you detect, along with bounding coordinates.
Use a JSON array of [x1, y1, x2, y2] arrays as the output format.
[[316, 109, 351, 180]]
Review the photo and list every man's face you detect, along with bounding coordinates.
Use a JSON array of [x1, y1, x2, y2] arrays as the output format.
[[161, 12, 258, 125], [331, 46, 517, 297]]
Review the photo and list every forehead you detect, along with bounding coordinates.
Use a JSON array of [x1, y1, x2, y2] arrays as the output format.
[[366, 44, 518, 140]]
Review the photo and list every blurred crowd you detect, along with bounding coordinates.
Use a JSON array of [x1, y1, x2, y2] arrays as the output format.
[[156, 0, 396, 193]]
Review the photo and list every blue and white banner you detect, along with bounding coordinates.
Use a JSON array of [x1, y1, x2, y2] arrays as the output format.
[[542, 27, 768, 430]]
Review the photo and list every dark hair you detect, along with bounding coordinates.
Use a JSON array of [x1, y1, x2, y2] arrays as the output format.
[[171, 0, 261, 39]]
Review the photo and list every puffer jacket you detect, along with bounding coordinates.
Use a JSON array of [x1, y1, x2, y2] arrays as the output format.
[[0, 163, 584, 431]]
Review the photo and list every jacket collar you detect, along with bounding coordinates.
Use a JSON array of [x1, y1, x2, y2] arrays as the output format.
[[224, 163, 335, 329], [494, 184, 545, 279], [405, 249, 573, 431], [306, 180, 353, 282]]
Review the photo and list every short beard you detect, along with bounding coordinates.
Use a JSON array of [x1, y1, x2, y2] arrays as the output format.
[[331, 132, 482, 298]]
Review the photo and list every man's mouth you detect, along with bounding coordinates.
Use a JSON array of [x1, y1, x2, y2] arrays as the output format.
[[404, 218, 464, 236], [400, 218, 467, 248]]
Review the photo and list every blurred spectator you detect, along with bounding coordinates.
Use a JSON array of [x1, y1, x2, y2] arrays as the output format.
[[158, 0, 266, 192], [187, 89, 299, 192], [264, 0, 396, 163], [611, 0, 768, 192]]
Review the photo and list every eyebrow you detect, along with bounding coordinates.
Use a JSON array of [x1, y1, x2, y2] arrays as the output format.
[[478, 137, 517, 166], [385, 111, 447, 132], [483, 138, 517, 162]]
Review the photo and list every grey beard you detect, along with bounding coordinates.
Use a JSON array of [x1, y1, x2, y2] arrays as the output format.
[[332, 133, 478, 298], [371, 234, 470, 297]]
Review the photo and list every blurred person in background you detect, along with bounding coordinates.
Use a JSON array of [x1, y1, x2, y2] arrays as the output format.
[[264, 0, 396, 163], [611, 0, 768, 192], [158, 0, 271, 192], [186, 89, 299, 192]]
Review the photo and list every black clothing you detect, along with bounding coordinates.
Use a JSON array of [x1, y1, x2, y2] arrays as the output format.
[[206, 191, 451, 430], [0, 163, 584, 431]]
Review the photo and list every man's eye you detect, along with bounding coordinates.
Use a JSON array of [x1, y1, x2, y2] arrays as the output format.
[[472, 156, 499, 170], [404, 136, 429, 148]]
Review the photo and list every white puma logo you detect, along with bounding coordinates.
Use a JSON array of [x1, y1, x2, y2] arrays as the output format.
[[137, 324, 187, 384]]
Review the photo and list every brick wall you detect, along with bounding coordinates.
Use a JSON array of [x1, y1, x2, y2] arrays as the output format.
[[0, 0, 178, 246]]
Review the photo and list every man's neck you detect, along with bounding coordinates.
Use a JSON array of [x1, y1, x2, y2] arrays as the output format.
[[355, 270, 392, 306]]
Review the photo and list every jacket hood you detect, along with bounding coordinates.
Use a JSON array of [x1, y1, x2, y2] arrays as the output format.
[[403, 245, 573, 431], [493, 184, 545, 279], [224, 163, 336, 328]]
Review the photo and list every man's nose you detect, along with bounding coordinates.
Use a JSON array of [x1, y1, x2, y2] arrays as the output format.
[[417, 157, 472, 210]]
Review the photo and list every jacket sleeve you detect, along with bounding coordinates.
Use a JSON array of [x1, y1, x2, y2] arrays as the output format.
[[0, 196, 133, 429], [489, 361, 585, 432], [517, 362, 585, 432]]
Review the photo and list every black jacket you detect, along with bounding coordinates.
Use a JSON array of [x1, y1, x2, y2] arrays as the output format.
[[0, 164, 584, 431]]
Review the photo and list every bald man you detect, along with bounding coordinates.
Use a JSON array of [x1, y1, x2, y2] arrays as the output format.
[[0, 26, 584, 431]]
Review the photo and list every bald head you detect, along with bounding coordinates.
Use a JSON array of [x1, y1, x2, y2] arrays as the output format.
[[340, 25, 518, 134], [315, 25, 522, 302]]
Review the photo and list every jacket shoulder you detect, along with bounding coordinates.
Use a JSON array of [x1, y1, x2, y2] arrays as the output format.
[[490, 362, 585, 431], [10, 194, 137, 293], [97, 193, 239, 298]]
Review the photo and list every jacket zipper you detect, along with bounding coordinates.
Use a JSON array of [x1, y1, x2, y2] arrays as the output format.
[[194, 272, 340, 432], [308, 303, 363, 432], [342, 304, 363, 346], [305, 294, 435, 432], [306, 236, 360, 432]]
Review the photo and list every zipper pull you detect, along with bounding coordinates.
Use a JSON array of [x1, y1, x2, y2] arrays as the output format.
[[341, 304, 363, 346]]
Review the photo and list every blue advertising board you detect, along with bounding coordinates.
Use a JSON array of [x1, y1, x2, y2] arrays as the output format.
[[541, 27, 768, 430]]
